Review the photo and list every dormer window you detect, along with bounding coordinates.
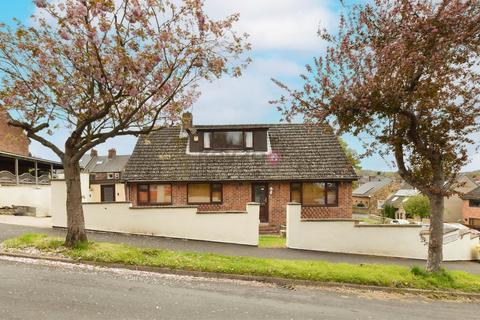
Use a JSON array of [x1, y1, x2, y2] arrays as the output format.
[[213, 131, 243, 149], [202, 131, 254, 150]]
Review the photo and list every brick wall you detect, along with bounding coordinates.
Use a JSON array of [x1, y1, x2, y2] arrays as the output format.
[[462, 199, 480, 223], [128, 182, 250, 212], [128, 181, 353, 227], [0, 108, 29, 156], [268, 182, 290, 226]]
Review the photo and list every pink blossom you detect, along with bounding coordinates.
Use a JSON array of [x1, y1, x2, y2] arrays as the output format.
[[129, 87, 139, 97], [59, 29, 71, 41], [33, 0, 48, 8], [72, 3, 88, 18]]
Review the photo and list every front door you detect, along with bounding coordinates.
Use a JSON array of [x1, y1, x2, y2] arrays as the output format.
[[252, 183, 268, 223]]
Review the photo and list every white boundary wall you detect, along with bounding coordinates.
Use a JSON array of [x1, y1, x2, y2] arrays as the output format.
[[0, 185, 51, 217], [51, 180, 260, 246], [287, 203, 479, 261]]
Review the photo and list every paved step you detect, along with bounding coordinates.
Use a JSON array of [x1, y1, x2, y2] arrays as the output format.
[[259, 224, 279, 234]]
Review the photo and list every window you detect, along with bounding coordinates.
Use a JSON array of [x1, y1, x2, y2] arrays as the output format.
[[470, 200, 480, 207], [245, 131, 253, 149], [149, 184, 172, 204], [290, 182, 301, 203], [303, 183, 326, 205], [137, 183, 172, 205], [188, 183, 223, 204], [212, 131, 243, 149], [290, 182, 339, 206], [204, 132, 211, 149], [107, 173, 114, 180], [469, 218, 480, 228], [101, 185, 115, 202], [202, 130, 255, 150], [138, 184, 149, 204], [212, 183, 223, 202]]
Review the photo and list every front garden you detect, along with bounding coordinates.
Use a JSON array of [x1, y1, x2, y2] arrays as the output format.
[[2, 233, 480, 294]]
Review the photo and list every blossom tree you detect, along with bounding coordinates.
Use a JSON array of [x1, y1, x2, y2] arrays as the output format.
[[0, 0, 250, 247], [273, 0, 480, 272]]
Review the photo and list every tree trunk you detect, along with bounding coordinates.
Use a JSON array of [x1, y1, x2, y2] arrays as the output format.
[[63, 154, 87, 247], [426, 193, 444, 272]]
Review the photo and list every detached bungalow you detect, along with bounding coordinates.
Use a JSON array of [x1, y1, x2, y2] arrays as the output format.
[[123, 115, 357, 232]]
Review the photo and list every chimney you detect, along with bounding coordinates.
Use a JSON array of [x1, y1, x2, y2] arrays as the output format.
[[108, 148, 116, 159], [182, 112, 193, 130], [179, 112, 193, 138], [90, 149, 98, 157]]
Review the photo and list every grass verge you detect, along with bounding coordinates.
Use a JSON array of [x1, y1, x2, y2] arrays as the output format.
[[3, 233, 480, 293], [259, 235, 286, 248]]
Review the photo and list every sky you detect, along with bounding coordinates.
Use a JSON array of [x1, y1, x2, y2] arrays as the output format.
[[0, 0, 478, 172]]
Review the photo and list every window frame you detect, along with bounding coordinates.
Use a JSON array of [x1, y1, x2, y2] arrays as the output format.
[[202, 130, 254, 151], [203, 132, 212, 149], [290, 182, 302, 203], [187, 182, 223, 204], [469, 199, 480, 208], [137, 183, 173, 206], [290, 181, 339, 207], [101, 184, 116, 202]]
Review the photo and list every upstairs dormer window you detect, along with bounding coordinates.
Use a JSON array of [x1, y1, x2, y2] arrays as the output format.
[[202, 131, 254, 150]]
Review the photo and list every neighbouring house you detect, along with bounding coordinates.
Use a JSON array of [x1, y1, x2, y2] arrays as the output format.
[[0, 107, 30, 157], [80, 149, 130, 203], [462, 186, 480, 229], [123, 115, 357, 232], [444, 175, 478, 223], [352, 178, 399, 215], [0, 108, 63, 216], [384, 188, 420, 219]]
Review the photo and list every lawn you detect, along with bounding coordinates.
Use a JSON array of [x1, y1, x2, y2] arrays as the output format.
[[3, 233, 480, 293], [259, 235, 286, 248]]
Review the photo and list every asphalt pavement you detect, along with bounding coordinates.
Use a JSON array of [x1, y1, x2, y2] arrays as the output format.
[[0, 255, 479, 320]]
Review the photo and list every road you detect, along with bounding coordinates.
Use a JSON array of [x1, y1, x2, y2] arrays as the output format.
[[0, 256, 478, 320]]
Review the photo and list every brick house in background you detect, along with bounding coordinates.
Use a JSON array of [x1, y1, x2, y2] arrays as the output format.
[[0, 107, 30, 156], [80, 149, 131, 203], [123, 115, 357, 232], [352, 178, 399, 215], [462, 186, 480, 229]]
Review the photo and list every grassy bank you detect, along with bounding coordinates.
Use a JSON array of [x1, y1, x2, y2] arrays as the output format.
[[258, 235, 286, 248], [3, 233, 480, 293]]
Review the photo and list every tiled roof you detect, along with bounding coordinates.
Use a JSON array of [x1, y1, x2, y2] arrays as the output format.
[[123, 124, 358, 182], [353, 178, 392, 197], [82, 155, 131, 173], [463, 186, 480, 200]]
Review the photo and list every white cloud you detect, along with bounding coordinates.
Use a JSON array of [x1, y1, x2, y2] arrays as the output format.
[[193, 57, 303, 124], [204, 0, 337, 52]]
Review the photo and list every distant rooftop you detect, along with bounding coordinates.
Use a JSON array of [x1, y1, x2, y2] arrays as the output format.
[[353, 178, 392, 197]]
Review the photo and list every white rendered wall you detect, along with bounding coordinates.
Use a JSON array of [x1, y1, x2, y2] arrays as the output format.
[[51, 180, 259, 246], [287, 203, 479, 261], [0, 185, 51, 217]]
